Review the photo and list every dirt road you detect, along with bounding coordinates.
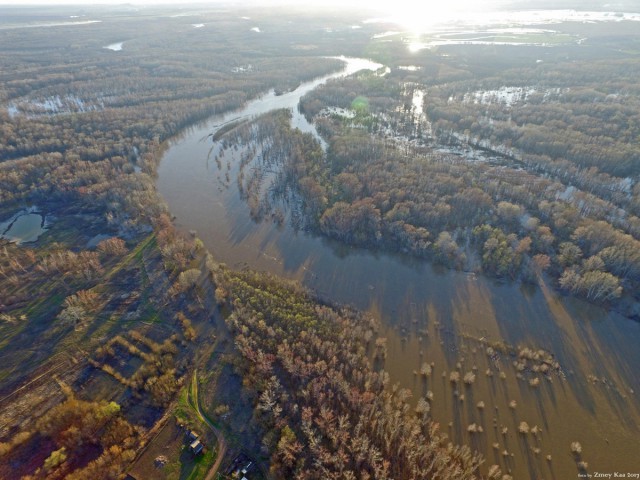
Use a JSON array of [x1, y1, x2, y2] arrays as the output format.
[[190, 370, 227, 480]]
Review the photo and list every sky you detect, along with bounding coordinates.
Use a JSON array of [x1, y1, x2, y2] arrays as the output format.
[[0, 0, 502, 9], [1, 0, 636, 11], [0, 0, 508, 27], [1, 0, 637, 23], [0, 0, 634, 9]]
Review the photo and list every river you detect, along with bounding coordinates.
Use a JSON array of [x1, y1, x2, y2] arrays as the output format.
[[157, 57, 640, 479]]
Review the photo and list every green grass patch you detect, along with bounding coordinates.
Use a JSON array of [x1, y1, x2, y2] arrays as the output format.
[[174, 386, 192, 424], [23, 290, 64, 320], [180, 449, 215, 480]]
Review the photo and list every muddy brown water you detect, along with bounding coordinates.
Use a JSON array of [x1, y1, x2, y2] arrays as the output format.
[[157, 57, 640, 479]]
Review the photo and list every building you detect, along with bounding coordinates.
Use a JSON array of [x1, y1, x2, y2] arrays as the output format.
[[241, 462, 253, 475], [189, 439, 204, 456]]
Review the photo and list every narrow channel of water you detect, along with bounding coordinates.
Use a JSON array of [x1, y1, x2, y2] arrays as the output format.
[[157, 57, 640, 479]]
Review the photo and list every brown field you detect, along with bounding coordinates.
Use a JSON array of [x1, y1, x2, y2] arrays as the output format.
[[128, 415, 216, 480]]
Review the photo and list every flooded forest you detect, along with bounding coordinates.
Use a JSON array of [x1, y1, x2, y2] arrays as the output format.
[[1, 2, 640, 480]]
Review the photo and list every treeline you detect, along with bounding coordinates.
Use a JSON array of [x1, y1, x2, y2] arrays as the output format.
[[213, 267, 492, 479], [93, 332, 181, 408]]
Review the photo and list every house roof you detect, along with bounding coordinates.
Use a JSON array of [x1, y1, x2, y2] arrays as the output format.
[[190, 439, 204, 454]]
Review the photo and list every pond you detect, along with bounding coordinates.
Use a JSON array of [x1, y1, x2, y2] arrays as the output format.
[[0, 208, 48, 244], [157, 56, 640, 479]]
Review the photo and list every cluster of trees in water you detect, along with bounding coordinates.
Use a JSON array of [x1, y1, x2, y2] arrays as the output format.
[[427, 58, 640, 177], [221, 67, 640, 309], [213, 268, 490, 479]]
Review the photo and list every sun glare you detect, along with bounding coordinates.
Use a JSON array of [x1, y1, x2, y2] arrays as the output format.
[[362, 0, 490, 33]]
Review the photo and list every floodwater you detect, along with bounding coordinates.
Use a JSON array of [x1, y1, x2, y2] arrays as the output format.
[[366, 9, 640, 32], [0, 20, 101, 31], [104, 42, 124, 52], [370, 9, 640, 52], [157, 57, 640, 479], [0, 209, 47, 244]]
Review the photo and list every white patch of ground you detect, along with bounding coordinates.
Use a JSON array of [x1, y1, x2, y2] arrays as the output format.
[[7, 95, 105, 117]]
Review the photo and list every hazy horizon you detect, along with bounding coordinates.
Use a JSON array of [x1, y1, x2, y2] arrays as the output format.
[[1, 0, 639, 10]]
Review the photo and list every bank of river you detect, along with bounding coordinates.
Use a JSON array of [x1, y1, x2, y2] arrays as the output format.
[[158, 57, 640, 479]]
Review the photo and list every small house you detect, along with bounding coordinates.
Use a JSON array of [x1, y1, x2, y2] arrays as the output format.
[[190, 439, 204, 456], [186, 430, 199, 442], [242, 461, 253, 475]]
